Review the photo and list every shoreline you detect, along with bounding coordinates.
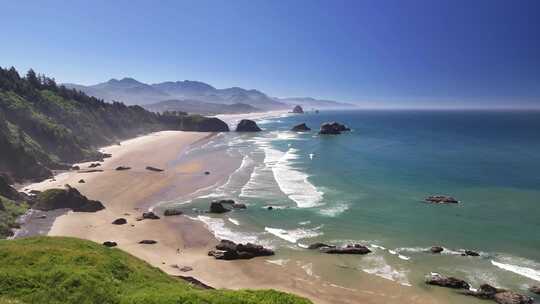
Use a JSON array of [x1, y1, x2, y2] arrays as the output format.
[[18, 119, 455, 303]]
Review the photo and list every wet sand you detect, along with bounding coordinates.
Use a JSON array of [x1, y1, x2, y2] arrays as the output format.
[[21, 129, 455, 304]]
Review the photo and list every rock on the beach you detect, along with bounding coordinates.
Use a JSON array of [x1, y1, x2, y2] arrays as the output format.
[[209, 239, 274, 260], [88, 163, 101, 168], [292, 105, 304, 114], [112, 218, 127, 225], [430, 246, 444, 254], [322, 244, 371, 254], [103, 241, 117, 247], [425, 273, 470, 289], [424, 195, 459, 204], [235, 119, 262, 132], [33, 186, 105, 212], [139, 240, 157, 245], [462, 250, 480, 256], [204, 171, 210, 175], [115, 166, 131, 171], [529, 285, 540, 294], [319, 122, 350, 135], [307, 243, 335, 250], [209, 201, 230, 214], [291, 123, 311, 132], [71, 165, 80, 170], [78, 179, 85, 183], [142, 211, 160, 220], [494, 291, 533, 304], [145, 166, 164, 172], [163, 208, 183, 216]]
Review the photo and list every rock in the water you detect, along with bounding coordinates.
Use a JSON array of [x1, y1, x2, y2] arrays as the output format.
[[103, 241, 117, 247], [462, 284, 503, 299], [139, 240, 157, 244], [112, 218, 127, 225], [425, 195, 459, 204], [308, 243, 335, 250], [145, 166, 164, 172], [209, 201, 230, 214], [209, 240, 274, 260], [319, 122, 350, 135], [163, 208, 183, 216], [425, 273, 470, 289], [78, 179, 85, 183], [235, 119, 262, 132], [292, 105, 304, 114], [142, 212, 160, 220], [322, 244, 371, 254], [430, 246, 444, 254], [494, 291, 533, 304], [34, 186, 105, 212], [267, 206, 273, 210], [528, 286, 540, 294], [115, 166, 131, 171], [232, 203, 247, 209], [291, 123, 311, 132], [88, 163, 101, 168], [462, 250, 480, 256], [71, 165, 80, 170]]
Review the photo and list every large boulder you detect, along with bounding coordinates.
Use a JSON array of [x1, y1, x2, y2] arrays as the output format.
[[494, 291, 533, 304], [425, 273, 470, 289], [307, 242, 335, 250], [425, 195, 459, 204], [163, 208, 183, 216], [319, 122, 350, 135], [112, 218, 127, 225], [291, 123, 311, 132], [209, 201, 230, 214], [292, 105, 304, 114], [322, 244, 371, 254], [235, 119, 262, 132], [33, 186, 105, 212], [178, 116, 230, 132], [142, 211, 160, 220], [209, 240, 274, 260]]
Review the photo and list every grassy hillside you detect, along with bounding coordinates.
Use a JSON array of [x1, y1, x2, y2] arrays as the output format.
[[0, 237, 311, 304], [0, 67, 228, 182]]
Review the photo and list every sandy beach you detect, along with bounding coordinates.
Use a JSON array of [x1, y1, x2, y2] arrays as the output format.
[[20, 127, 454, 304]]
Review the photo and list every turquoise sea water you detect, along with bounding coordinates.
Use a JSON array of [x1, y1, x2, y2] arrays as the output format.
[[166, 110, 540, 299]]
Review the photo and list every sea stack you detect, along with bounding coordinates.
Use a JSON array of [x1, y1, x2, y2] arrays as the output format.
[[292, 105, 304, 113], [235, 119, 262, 132], [291, 123, 311, 132], [319, 122, 350, 135]]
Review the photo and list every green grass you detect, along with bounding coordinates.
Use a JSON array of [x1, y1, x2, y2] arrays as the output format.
[[0, 196, 28, 238], [0, 237, 312, 304]]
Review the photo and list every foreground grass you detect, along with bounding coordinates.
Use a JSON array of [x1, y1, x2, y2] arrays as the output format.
[[0, 237, 311, 304]]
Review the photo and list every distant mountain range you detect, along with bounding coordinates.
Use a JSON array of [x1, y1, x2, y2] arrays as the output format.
[[64, 78, 356, 113]]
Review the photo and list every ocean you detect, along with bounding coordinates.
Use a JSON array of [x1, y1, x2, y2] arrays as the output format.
[[162, 110, 540, 300]]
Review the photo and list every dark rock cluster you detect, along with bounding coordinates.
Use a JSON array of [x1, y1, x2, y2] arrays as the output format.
[[208, 239, 274, 260]]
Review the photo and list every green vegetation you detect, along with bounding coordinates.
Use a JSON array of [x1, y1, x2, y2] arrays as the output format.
[[0, 67, 228, 182], [0, 237, 311, 304], [0, 196, 28, 238]]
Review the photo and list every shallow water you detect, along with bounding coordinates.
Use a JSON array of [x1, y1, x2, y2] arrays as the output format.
[[164, 110, 540, 301]]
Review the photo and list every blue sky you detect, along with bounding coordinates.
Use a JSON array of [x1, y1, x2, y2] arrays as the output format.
[[1, 0, 539, 108]]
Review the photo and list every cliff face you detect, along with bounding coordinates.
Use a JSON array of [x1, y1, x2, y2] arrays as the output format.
[[0, 67, 228, 182]]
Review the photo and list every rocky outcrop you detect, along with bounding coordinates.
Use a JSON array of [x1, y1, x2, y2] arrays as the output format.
[[292, 105, 304, 114], [462, 250, 480, 256], [0, 175, 22, 201], [235, 119, 262, 132], [115, 166, 131, 171], [209, 201, 231, 214], [430, 246, 444, 254], [307, 243, 335, 250], [178, 116, 230, 132], [142, 211, 160, 220], [33, 186, 105, 212], [322, 244, 371, 254], [425, 273, 470, 289], [463, 285, 533, 304], [319, 122, 350, 135], [164, 208, 183, 216], [112, 218, 127, 225], [463, 284, 503, 299], [139, 240, 157, 244], [425, 195, 459, 204], [208, 239, 274, 260], [103, 241, 117, 247], [291, 123, 311, 132]]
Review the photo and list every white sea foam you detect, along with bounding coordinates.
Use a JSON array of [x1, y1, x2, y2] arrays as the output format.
[[398, 255, 411, 261], [361, 256, 411, 286], [319, 202, 349, 217], [228, 218, 240, 226], [195, 215, 258, 244], [265, 226, 323, 244], [266, 259, 289, 266], [302, 262, 320, 278], [491, 260, 540, 282], [388, 250, 397, 255], [264, 147, 323, 208], [298, 220, 311, 226], [371, 244, 387, 250]]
